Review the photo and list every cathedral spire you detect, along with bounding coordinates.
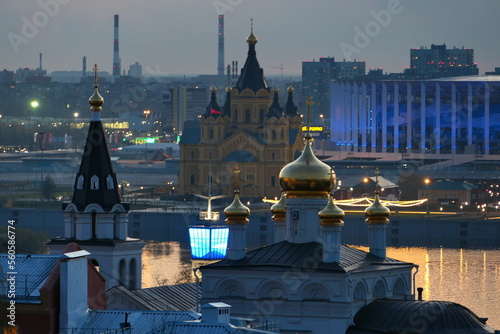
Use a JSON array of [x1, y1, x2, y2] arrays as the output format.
[[235, 19, 269, 92], [70, 64, 122, 211]]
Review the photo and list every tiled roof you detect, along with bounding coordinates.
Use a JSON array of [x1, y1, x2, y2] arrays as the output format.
[[0, 254, 60, 302], [348, 299, 495, 334], [202, 241, 411, 273]]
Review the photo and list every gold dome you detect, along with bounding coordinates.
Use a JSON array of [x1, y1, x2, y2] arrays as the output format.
[[226, 85, 232, 93], [89, 64, 104, 111], [287, 85, 294, 93], [279, 138, 334, 198], [318, 195, 345, 227], [246, 30, 258, 45], [271, 192, 286, 222], [364, 192, 390, 225], [224, 190, 250, 224], [210, 86, 217, 93]]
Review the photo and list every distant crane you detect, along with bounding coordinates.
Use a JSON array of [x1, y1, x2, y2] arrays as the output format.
[[270, 64, 285, 78]]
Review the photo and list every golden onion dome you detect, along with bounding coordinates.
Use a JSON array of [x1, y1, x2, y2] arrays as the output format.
[[279, 137, 334, 198], [226, 85, 232, 93], [246, 30, 258, 45], [271, 192, 286, 222], [224, 190, 250, 224], [318, 195, 345, 226], [89, 88, 104, 111], [287, 85, 294, 93], [210, 86, 217, 93], [364, 192, 390, 225]]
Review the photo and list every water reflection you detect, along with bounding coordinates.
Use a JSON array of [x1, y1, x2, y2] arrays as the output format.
[[142, 242, 500, 330]]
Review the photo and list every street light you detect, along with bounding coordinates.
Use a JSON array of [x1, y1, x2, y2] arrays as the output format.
[[424, 178, 431, 213], [28, 100, 39, 151], [363, 177, 369, 196], [143, 110, 151, 162]]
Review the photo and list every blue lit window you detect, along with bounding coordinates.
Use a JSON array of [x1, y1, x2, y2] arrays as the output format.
[[189, 226, 229, 260]]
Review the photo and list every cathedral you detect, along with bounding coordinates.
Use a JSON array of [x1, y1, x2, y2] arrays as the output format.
[[179, 27, 304, 199]]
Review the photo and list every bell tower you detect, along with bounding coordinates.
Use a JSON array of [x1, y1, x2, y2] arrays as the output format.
[[48, 65, 145, 290]]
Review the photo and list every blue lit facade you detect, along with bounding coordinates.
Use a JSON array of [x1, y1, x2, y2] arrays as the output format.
[[189, 225, 229, 260], [330, 77, 500, 155]]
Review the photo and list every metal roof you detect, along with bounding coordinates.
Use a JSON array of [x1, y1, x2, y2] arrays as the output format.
[[107, 283, 200, 311], [348, 299, 495, 334], [0, 254, 60, 302], [202, 241, 412, 273]]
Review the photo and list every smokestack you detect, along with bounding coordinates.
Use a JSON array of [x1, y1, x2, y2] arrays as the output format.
[[112, 14, 121, 77], [217, 15, 225, 76], [82, 56, 87, 78], [39, 53, 42, 71]]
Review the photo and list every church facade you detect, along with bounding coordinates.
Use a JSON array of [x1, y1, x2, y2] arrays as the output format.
[[179, 28, 303, 199]]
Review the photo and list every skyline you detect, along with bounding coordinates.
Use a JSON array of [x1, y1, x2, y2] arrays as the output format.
[[1, 0, 500, 77]]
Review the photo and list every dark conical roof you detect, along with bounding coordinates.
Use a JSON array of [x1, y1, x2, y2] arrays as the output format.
[[284, 86, 299, 117], [204, 87, 221, 117], [267, 89, 283, 118], [71, 117, 121, 212], [234, 30, 269, 93]]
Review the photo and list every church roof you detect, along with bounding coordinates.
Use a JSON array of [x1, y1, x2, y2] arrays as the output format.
[[266, 89, 283, 118], [234, 30, 269, 92], [70, 67, 122, 211], [204, 87, 221, 118], [202, 241, 412, 273], [223, 150, 259, 162], [284, 87, 299, 117], [347, 299, 495, 334]]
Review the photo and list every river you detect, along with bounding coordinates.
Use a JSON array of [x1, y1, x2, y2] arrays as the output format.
[[141, 242, 500, 330]]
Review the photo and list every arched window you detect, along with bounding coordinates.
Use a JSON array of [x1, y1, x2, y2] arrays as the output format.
[[281, 129, 284, 139], [91, 211, 97, 239], [190, 174, 195, 185], [393, 278, 406, 297], [271, 176, 276, 187], [129, 258, 137, 289], [119, 259, 126, 286], [113, 212, 120, 239], [373, 280, 386, 298], [259, 109, 265, 122], [353, 282, 366, 301], [271, 152, 276, 160], [271, 130, 276, 140], [234, 109, 238, 121], [190, 151, 195, 159], [245, 109, 251, 123], [70, 211, 76, 238]]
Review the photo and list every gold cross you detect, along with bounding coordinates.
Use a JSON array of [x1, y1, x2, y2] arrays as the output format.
[[375, 167, 380, 192], [234, 166, 240, 188], [93, 64, 99, 87], [304, 95, 314, 134]]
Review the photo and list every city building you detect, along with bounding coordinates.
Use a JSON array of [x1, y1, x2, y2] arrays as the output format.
[[330, 76, 500, 156], [128, 62, 142, 78], [48, 65, 145, 290], [418, 179, 489, 206], [302, 57, 366, 124], [178, 27, 304, 199], [165, 85, 209, 135], [407, 44, 478, 78]]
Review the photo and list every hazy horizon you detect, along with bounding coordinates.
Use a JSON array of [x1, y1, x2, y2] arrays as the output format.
[[1, 0, 499, 77]]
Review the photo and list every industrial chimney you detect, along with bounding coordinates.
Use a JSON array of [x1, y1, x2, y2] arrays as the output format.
[[112, 14, 121, 77], [217, 15, 225, 76], [82, 55, 87, 78]]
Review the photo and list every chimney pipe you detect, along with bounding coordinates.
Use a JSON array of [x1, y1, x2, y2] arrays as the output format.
[[112, 14, 121, 77], [217, 15, 225, 76], [39, 53, 42, 71], [417, 287, 423, 301]]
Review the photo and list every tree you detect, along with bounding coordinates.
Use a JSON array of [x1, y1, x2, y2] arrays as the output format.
[[41, 175, 56, 201]]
